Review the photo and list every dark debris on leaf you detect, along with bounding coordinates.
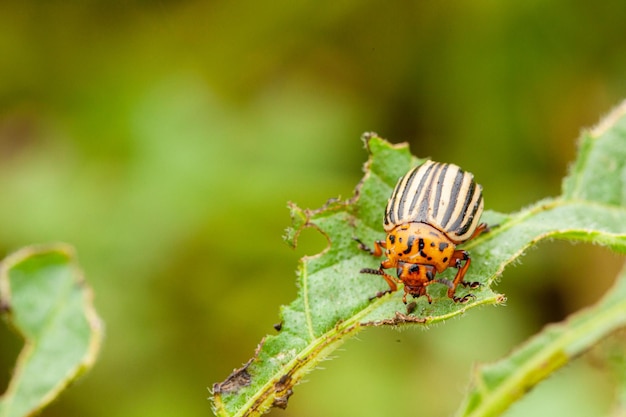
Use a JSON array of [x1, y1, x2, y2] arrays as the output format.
[[212, 359, 253, 395], [213, 337, 268, 395], [272, 373, 294, 409]]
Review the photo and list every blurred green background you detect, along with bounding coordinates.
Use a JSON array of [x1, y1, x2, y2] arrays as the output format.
[[1, 1, 625, 416]]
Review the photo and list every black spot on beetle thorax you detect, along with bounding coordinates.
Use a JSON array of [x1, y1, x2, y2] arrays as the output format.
[[402, 235, 416, 254]]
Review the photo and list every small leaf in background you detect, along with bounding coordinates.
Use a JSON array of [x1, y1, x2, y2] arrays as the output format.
[[0, 244, 103, 417]]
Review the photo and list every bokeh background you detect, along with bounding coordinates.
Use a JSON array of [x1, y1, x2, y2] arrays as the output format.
[[1, 1, 626, 416]]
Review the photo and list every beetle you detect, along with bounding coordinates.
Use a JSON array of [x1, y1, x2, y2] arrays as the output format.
[[357, 160, 488, 304]]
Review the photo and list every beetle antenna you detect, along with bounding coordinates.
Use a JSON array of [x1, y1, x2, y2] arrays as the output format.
[[360, 268, 383, 275], [435, 278, 453, 289]]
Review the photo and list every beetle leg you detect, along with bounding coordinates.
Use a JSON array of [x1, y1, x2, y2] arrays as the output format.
[[447, 250, 479, 302], [354, 237, 386, 257], [468, 222, 490, 241], [453, 293, 475, 303]]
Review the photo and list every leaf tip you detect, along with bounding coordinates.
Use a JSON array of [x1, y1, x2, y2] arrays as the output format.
[[361, 131, 382, 150], [361, 131, 411, 155], [283, 201, 307, 248], [590, 99, 626, 138]]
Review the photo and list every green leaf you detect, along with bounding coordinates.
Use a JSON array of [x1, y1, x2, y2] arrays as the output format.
[[563, 101, 626, 206], [211, 135, 504, 417], [0, 244, 103, 417], [455, 261, 626, 417], [212, 102, 626, 416]]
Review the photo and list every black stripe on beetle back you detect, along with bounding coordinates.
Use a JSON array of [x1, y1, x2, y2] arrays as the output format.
[[414, 162, 443, 222], [432, 163, 449, 219], [385, 176, 404, 227], [449, 180, 476, 232], [441, 168, 465, 228], [400, 162, 436, 222], [397, 166, 422, 216], [384, 191, 395, 228], [455, 188, 483, 237], [386, 166, 419, 226]]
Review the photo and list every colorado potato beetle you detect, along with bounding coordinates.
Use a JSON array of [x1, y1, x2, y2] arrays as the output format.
[[358, 160, 488, 304]]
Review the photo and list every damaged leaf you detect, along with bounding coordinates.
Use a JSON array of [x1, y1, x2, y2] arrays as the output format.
[[212, 100, 626, 416]]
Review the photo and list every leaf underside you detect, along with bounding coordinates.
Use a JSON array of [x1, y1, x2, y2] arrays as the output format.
[[0, 244, 103, 417], [456, 261, 626, 417], [212, 102, 626, 417]]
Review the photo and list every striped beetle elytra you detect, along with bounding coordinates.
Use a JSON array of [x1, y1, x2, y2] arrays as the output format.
[[357, 160, 489, 305]]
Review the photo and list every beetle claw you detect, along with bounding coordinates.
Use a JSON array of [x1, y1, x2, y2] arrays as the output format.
[[353, 237, 372, 254], [461, 281, 481, 289], [369, 290, 392, 301], [453, 293, 476, 303]]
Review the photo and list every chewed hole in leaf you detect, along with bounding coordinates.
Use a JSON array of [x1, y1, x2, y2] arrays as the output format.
[[0, 324, 21, 393], [286, 221, 331, 259]]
